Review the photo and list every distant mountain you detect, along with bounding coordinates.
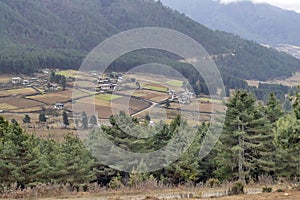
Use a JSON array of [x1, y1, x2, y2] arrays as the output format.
[[0, 0, 299, 86], [161, 0, 300, 47]]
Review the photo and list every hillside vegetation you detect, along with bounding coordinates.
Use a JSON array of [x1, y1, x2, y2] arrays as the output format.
[[0, 0, 300, 79], [162, 0, 300, 47]]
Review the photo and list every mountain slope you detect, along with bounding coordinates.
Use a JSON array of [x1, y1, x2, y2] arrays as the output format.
[[0, 0, 299, 83], [161, 0, 300, 46]]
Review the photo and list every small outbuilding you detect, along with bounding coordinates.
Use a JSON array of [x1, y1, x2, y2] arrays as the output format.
[[54, 103, 64, 110]]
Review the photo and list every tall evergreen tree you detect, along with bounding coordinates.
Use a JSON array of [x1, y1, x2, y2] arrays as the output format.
[[58, 135, 96, 187], [215, 90, 270, 181], [81, 111, 88, 129], [39, 112, 47, 123], [266, 92, 284, 123], [63, 111, 69, 127], [23, 114, 31, 123], [89, 115, 97, 127]]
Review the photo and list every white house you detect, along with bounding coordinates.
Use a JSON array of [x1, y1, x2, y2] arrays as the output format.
[[54, 103, 64, 110], [22, 80, 29, 85], [11, 77, 22, 84]]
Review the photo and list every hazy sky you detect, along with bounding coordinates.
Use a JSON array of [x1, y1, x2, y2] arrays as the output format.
[[220, 0, 300, 12]]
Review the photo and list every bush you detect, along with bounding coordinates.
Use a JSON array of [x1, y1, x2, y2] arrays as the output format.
[[229, 181, 244, 195], [262, 187, 272, 193], [276, 188, 284, 192], [128, 169, 143, 188], [207, 178, 220, 188], [108, 174, 124, 189], [82, 184, 89, 192]]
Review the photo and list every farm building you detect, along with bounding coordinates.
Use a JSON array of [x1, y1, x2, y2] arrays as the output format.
[[170, 91, 192, 104], [54, 103, 64, 110], [11, 77, 22, 84], [22, 80, 29, 85]]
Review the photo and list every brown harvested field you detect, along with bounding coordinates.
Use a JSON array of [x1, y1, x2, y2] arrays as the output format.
[[9, 106, 42, 113], [134, 105, 211, 125], [27, 88, 92, 105], [0, 97, 44, 110], [171, 102, 226, 113], [0, 87, 38, 97], [113, 96, 151, 114], [74, 96, 150, 119], [118, 89, 169, 102], [27, 90, 74, 105], [73, 102, 118, 118], [76, 96, 111, 107]]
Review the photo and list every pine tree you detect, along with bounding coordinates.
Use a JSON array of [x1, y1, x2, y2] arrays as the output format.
[[63, 111, 69, 127], [89, 115, 97, 127], [23, 114, 31, 123], [81, 111, 88, 129], [266, 92, 284, 123], [215, 90, 270, 181], [275, 90, 300, 151], [50, 71, 56, 83], [10, 119, 18, 125], [61, 76, 66, 90], [165, 100, 170, 108], [39, 112, 47, 123], [58, 135, 96, 187], [264, 92, 285, 178]]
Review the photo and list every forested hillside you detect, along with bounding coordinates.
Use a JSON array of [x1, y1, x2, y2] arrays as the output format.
[[0, 0, 300, 83], [161, 0, 300, 47]]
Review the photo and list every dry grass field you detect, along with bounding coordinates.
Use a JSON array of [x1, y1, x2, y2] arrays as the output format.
[[118, 89, 169, 103], [27, 90, 73, 105], [0, 87, 38, 97]]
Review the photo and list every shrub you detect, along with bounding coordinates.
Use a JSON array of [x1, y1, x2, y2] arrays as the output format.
[[276, 188, 284, 192], [128, 169, 143, 188], [108, 174, 124, 189], [229, 181, 244, 195], [262, 187, 272, 193], [82, 184, 89, 192], [207, 178, 221, 188]]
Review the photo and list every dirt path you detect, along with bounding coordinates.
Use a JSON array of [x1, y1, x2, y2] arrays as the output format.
[[39, 190, 300, 200], [132, 100, 158, 117], [199, 190, 300, 200]]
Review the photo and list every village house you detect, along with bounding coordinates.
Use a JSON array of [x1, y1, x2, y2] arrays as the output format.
[[170, 91, 192, 104], [96, 77, 117, 92], [11, 77, 22, 84], [22, 80, 29, 85], [54, 103, 64, 110], [29, 77, 38, 83]]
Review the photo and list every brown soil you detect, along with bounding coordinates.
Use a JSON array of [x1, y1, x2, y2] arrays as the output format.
[[198, 190, 300, 200], [28, 90, 73, 105], [0, 97, 44, 110]]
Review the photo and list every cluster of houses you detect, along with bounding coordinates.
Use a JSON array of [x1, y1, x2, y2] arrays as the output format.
[[10, 69, 71, 92], [169, 89, 195, 104], [11, 77, 42, 86], [95, 74, 123, 92]]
